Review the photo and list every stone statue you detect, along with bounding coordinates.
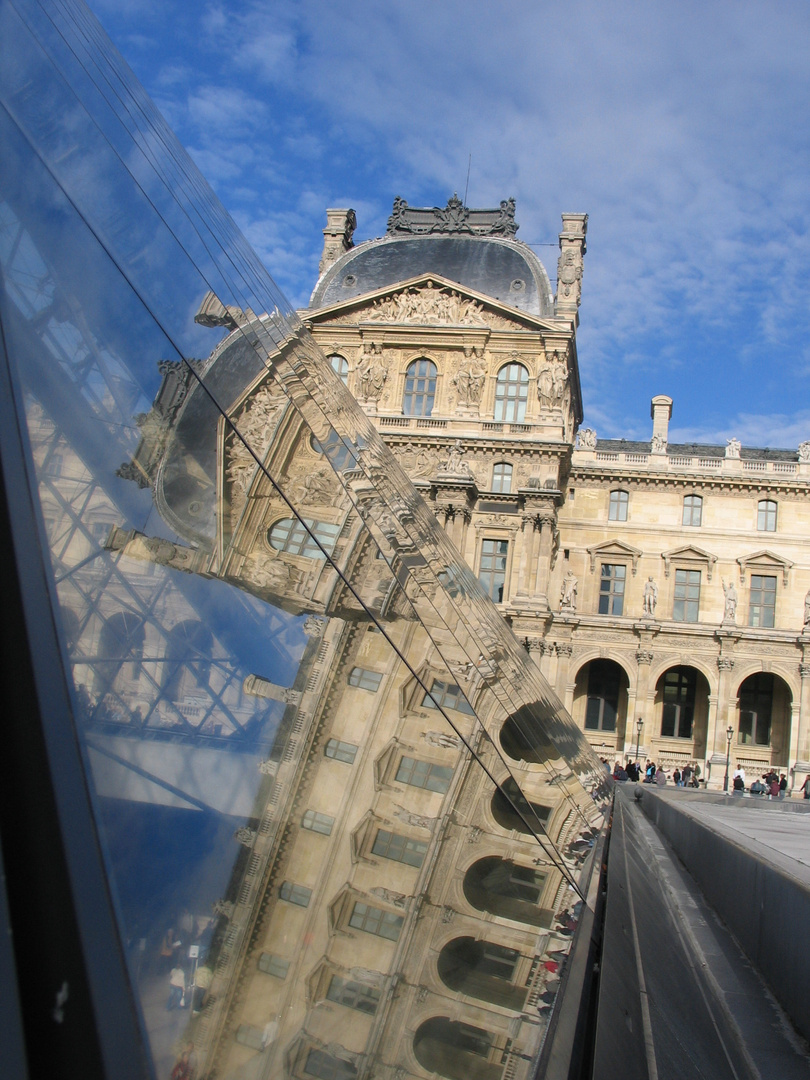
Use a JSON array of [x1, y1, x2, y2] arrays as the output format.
[[537, 361, 554, 408], [577, 428, 597, 450], [725, 437, 741, 459], [557, 247, 583, 305], [393, 805, 435, 830], [438, 440, 474, 478], [804, 589, 810, 627], [423, 730, 461, 749], [650, 433, 667, 454], [560, 571, 578, 612], [642, 576, 658, 617], [799, 441, 810, 464], [370, 887, 407, 908], [722, 579, 738, 622], [453, 351, 487, 407], [302, 615, 326, 637], [356, 342, 387, 402]]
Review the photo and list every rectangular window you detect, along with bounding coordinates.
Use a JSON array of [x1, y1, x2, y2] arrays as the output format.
[[302, 809, 334, 835], [348, 901, 403, 940], [673, 569, 700, 622], [660, 668, 695, 738], [422, 678, 474, 714], [479, 942, 520, 981], [584, 660, 621, 732], [304, 1049, 358, 1080], [608, 490, 628, 521], [491, 463, 513, 493], [739, 673, 773, 745], [479, 539, 509, 602], [682, 495, 702, 526], [395, 755, 453, 793], [326, 974, 381, 1015], [749, 575, 776, 628], [598, 563, 625, 616], [257, 953, 290, 979], [348, 667, 383, 692], [279, 881, 311, 907], [371, 829, 428, 867], [325, 738, 358, 764]]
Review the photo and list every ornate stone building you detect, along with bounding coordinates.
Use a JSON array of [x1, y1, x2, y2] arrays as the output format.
[[302, 196, 810, 792]]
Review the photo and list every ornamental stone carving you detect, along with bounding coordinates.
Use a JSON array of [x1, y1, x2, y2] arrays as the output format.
[[555, 642, 573, 657], [437, 440, 475, 480], [537, 350, 568, 410], [650, 433, 667, 455], [642, 577, 658, 617], [725, 437, 741, 459], [368, 281, 489, 326], [635, 650, 654, 665], [422, 730, 461, 749], [804, 589, 810, 628], [234, 827, 256, 847], [559, 571, 578, 612], [722, 579, 738, 624], [393, 805, 436, 830], [577, 428, 597, 450], [370, 887, 408, 909], [799, 441, 810, 463], [303, 615, 326, 637], [800, 663, 810, 679], [717, 657, 735, 671], [452, 348, 487, 407], [386, 194, 518, 238], [557, 248, 582, 305], [356, 342, 387, 402]]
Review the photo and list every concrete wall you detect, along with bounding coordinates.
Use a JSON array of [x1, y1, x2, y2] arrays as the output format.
[[638, 791, 810, 1044]]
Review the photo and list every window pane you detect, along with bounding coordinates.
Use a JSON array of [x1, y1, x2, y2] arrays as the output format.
[[348, 667, 383, 692], [349, 902, 404, 940], [598, 564, 625, 616], [757, 500, 777, 531], [371, 829, 428, 867], [749, 575, 776, 628], [423, 679, 474, 714], [403, 359, 437, 416], [326, 975, 381, 1014], [608, 490, 628, 521], [491, 463, 513, 493], [682, 495, 703, 526], [325, 739, 358, 764], [673, 569, 700, 622], [258, 953, 289, 978], [267, 517, 341, 559], [494, 364, 529, 422], [302, 810, 335, 835], [395, 756, 453, 793], [328, 354, 349, 384], [279, 881, 311, 906], [479, 539, 509, 602]]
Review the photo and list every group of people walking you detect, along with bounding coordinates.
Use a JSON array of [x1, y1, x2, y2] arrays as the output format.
[[607, 759, 701, 787], [733, 764, 788, 797]]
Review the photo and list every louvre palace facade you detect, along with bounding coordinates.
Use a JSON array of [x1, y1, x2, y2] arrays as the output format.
[[301, 197, 810, 792]]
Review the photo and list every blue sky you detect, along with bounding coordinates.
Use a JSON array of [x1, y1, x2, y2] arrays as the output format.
[[90, 0, 810, 448]]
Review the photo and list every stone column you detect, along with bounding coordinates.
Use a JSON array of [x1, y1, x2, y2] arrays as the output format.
[[515, 513, 539, 597], [555, 214, 588, 326], [707, 656, 735, 788], [531, 511, 558, 602], [794, 660, 810, 774], [629, 648, 654, 758], [554, 642, 574, 701]]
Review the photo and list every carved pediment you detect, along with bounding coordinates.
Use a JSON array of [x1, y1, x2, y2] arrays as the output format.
[[587, 540, 643, 575], [661, 545, 718, 581], [306, 274, 559, 332], [736, 549, 793, 586]]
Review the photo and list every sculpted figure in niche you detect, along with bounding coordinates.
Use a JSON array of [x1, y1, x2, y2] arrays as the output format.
[[438, 440, 474, 478], [423, 730, 461, 749], [357, 342, 387, 402], [537, 360, 554, 408], [453, 347, 487, 407], [560, 570, 578, 612], [722, 579, 738, 622], [642, 576, 658, 617]]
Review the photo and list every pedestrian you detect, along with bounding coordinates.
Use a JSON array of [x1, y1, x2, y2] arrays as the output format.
[[802, 775, 810, 800], [768, 776, 780, 799], [656, 766, 667, 786], [779, 774, 788, 798], [167, 965, 186, 1010], [682, 763, 693, 787], [692, 763, 701, 788], [673, 767, 682, 787]]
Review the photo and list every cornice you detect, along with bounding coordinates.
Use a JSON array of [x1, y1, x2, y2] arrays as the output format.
[[569, 464, 810, 496]]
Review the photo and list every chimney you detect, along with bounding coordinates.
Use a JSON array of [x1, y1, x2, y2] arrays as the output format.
[[555, 213, 588, 325], [319, 208, 357, 276], [650, 395, 672, 454]]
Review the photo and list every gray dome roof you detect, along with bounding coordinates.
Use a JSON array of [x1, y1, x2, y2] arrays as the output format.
[[310, 234, 554, 317]]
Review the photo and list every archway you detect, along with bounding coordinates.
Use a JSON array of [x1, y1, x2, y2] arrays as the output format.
[[499, 704, 560, 764], [413, 1018, 503, 1080], [654, 665, 709, 755], [490, 777, 550, 835], [736, 672, 792, 764], [572, 659, 628, 745], [437, 936, 527, 1010], [463, 856, 551, 926]]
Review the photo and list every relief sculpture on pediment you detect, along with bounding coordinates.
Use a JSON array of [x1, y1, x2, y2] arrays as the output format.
[[367, 281, 489, 326]]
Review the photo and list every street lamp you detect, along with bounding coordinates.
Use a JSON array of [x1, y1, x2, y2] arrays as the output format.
[[635, 717, 643, 768], [723, 725, 734, 792]]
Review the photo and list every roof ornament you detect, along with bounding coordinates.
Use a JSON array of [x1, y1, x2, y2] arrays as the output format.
[[386, 194, 518, 237]]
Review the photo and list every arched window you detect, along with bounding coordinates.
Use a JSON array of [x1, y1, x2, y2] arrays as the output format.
[[414, 1018, 504, 1080], [738, 673, 773, 746], [585, 660, 621, 732], [659, 666, 696, 738], [757, 499, 777, 532], [402, 358, 437, 416], [491, 777, 550, 834], [162, 620, 213, 702], [491, 462, 513, 493], [682, 494, 703, 526], [328, 354, 349, 384], [499, 707, 560, 763], [437, 937, 527, 1010], [94, 612, 145, 697], [494, 363, 529, 422], [267, 517, 341, 559], [463, 857, 550, 927], [608, 489, 629, 521]]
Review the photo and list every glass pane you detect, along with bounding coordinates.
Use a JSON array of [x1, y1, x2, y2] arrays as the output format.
[[0, 6, 611, 1078]]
